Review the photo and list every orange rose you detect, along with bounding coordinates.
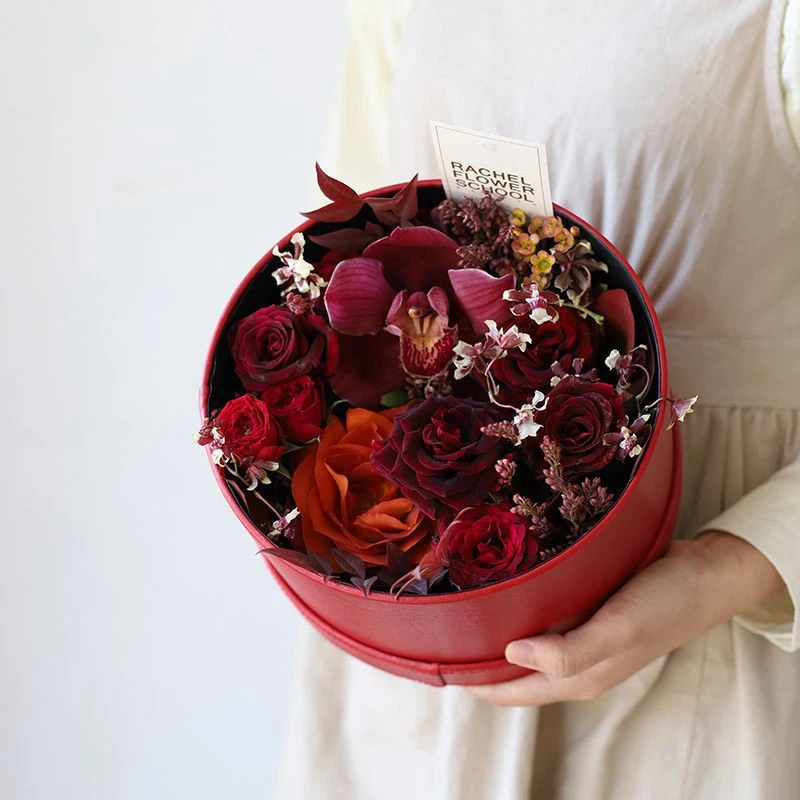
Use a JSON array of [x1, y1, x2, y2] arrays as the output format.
[[291, 408, 435, 567]]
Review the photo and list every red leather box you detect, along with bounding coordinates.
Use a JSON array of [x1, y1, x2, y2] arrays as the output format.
[[200, 181, 682, 686]]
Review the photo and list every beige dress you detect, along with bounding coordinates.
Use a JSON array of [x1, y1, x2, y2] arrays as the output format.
[[277, 2, 800, 798]]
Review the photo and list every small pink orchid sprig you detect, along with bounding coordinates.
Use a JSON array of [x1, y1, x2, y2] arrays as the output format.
[[602, 394, 698, 462], [270, 506, 300, 539], [453, 320, 531, 399], [603, 414, 653, 459], [503, 283, 561, 325], [453, 319, 550, 442], [605, 345, 651, 400], [645, 395, 699, 429], [272, 232, 327, 308], [550, 356, 600, 386]]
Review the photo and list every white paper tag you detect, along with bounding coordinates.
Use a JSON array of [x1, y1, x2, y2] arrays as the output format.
[[429, 121, 553, 218]]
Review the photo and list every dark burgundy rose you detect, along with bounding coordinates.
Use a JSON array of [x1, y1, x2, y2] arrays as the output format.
[[229, 306, 338, 391], [211, 394, 285, 464], [436, 505, 539, 589], [370, 396, 509, 519], [539, 376, 626, 473], [492, 307, 600, 405], [261, 376, 325, 442]]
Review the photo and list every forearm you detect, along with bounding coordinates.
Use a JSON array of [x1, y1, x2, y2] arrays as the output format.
[[691, 530, 786, 625]]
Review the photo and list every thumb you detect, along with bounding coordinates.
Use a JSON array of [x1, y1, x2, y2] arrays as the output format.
[[505, 608, 638, 677]]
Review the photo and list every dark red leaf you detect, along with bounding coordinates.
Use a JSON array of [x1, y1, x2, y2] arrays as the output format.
[[351, 575, 378, 597], [330, 547, 367, 579], [307, 553, 334, 582], [301, 199, 365, 223], [396, 175, 419, 221], [308, 225, 384, 252], [390, 565, 448, 597], [259, 546, 324, 575], [371, 208, 401, 227], [427, 567, 447, 591], [314, 162, 361, 204], [365, 174, 419, 222], [385, 542, 412, 583]]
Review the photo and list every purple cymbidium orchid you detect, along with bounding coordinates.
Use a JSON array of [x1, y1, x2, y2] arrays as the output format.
[[324, 225, 514, 406]]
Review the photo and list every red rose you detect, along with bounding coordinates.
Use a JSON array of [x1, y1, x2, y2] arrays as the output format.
[[370, 396, 508, 519], [539, 376, 625, 473], [261, 376, 325, 442], [229, 305, 338, 391], [212, 394, 285, 464], [436, 505, 539, 589], [492, 307, 599, 405]]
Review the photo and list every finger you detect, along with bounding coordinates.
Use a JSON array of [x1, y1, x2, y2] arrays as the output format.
[[467, 665, 612, 707], [505, 608, 638, 678], [467, 671, 567, 706]]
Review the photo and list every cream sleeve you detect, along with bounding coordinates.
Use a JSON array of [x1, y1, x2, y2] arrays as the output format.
[[699, 453, 800, 652], [783, 0, 800, 152]]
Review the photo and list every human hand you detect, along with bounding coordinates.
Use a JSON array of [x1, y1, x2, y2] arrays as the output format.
[[467, 531, 784, 706]]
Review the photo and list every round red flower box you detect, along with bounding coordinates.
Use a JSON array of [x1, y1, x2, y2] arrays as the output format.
[[200, 180, 682, 686]]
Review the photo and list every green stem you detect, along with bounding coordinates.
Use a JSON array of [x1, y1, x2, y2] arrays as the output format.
[[562, 302, 604, 326]]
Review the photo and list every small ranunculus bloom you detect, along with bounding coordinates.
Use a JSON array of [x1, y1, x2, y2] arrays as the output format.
[[260, 376, 325, 442], [436, 505, 539, 589], [491, 307, 600, 405], [209, 394, 285, 464], [229, 305, 338, 391], [370, 396, 509, 519], [538, 376, 626, 473], [291, 408, 435, 567]]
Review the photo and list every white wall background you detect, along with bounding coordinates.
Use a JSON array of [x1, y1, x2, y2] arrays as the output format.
[[0, 2, 347, 798]]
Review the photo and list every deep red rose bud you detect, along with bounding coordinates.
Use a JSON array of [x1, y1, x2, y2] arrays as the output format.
[[261, 376, 325, 442], [491, 307, 599, 405], [229, 305, 338, 391], [315, 249, 350, 283], [436, 505, 539, 589], [211, 393, 285, 465], [370, 396, 509, 519], [538, 376, 626, 473]]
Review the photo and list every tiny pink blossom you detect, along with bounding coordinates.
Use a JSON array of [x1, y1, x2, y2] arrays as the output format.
[[603, 414, 652, 459], [272, 232, 327, 300], [503, 284, 560, 325], [513, 390, 548, 442], [452, 340, 484, 380], [481, 420, 519, 443], [484, 319, 532, 353], [452, 322, 531, 380], [671, 395, 698, 427], [494, 457, 517, 487]]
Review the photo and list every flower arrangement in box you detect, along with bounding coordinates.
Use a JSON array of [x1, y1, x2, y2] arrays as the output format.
[[197, 167, 694, 685]]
